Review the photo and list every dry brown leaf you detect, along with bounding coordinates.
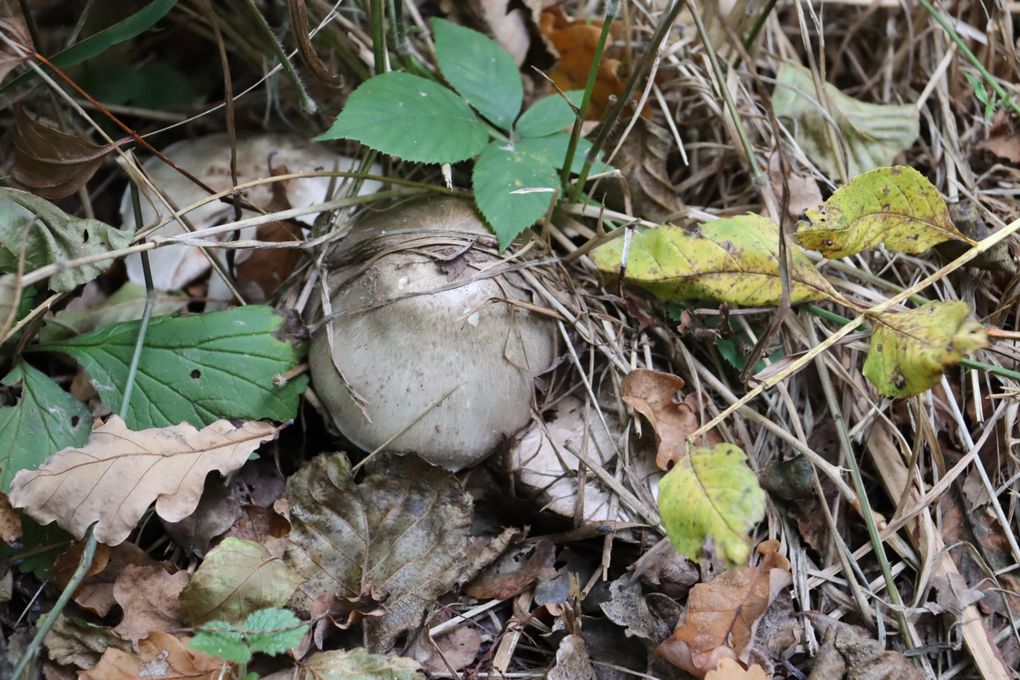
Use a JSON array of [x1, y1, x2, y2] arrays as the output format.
[[705, 658, 768, 680], [0, 18, 31, 85], [609, 117, 684, 221], [622, 368, 721, 469], [464, 538, 556, 600], [658, 540, 792, 677], [767, 152, 823, 226], [547, 634, 597, 680], [806, 619, 923, 680], [112, 564, 189, 643], [9, 417, 277, 546], [52, 542, 155, 617], [977, 113, 1020, 163], [540, 7, 623, 119], [81, 631, 226, 680], [11, 108, 118, 200], [161, 481, 241, 558], [0, 492, 21, 543]]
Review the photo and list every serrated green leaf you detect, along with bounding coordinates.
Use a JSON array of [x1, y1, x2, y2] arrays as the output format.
[[0, 362, 91, 493], [591, 214, 839, 307], [773, 61, 919, 178], [35, 305, 306, 430], [658, 443, 766, 565], [472, 140, 560, 250], [517, 133, 610, 175], [243, 608, 307, 656], [431, 18, 522, 129], [515, 91, 583, 137], [180, 538, 300, 625], [0, 189, 131, 292], [189, 622, 250, 665], [316, 72, 489, 163], [40, 282, 188, 343], [798, 166, 971, 258], [299, 648, 421, 680], [863, 301, 987, 397]]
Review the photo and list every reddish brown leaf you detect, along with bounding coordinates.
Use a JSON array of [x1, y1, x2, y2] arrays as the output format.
[[658, 540, 792, 678], [977, 113, 1020, 163], [11, 108, 118, 199], [464, 538, 556, 600], [539, 7, 623, 120], [52, 542, 156, 617], [622, 368, 721, 469], [705, 659, 768, 680]]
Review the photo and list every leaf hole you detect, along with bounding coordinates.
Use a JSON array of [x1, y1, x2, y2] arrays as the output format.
[[71, 415, 80, 427], [190, 369, 201, 379], [81, 229, 90, 243]]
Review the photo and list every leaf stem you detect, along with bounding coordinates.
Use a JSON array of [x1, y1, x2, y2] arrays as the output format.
[[240, 0, 317, 113], [369, 0, 386, 75], [560, 2, 618, 190]]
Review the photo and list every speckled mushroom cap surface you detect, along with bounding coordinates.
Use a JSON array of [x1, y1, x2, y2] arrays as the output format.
[[308, 197, 557, 470]]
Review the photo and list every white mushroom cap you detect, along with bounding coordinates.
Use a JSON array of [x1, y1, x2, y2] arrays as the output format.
[[119, 133, 380, 292], [308, 197, 557, 470]]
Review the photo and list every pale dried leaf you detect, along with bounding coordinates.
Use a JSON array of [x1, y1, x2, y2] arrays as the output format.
[[705, 659, 768, 680], [0, 492, 21, 543], [0, 18, 30, 84], [9, 417, 277, 545], [43, 615, 130, 670], [297, 648, 421, 679], [548, 634, 596, 680]]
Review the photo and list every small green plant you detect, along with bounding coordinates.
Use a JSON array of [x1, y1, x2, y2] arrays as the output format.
[[188, 607, 308, 680], [316, 18, 608, 249]]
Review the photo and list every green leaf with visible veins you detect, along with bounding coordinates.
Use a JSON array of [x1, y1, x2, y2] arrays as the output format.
[[472, 140, 560, 250], [797, 166, 971, 259], [35, 305, 306, 430], [591, 214, 840, 307], [515, 91, 583, 138], [0, 362, 91, 493], [315, 72, 489, 164], [658, 443, 766, 565], [243, 608, 308, 656], [431, 18, 522, 130], [863, 301, 987, 397]]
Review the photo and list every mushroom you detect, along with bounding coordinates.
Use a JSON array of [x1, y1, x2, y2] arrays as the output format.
[[308, 197, 557, 470], [120, 133, 380, 292]]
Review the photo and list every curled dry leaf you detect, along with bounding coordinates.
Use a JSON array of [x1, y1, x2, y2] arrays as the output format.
[[622, 368, 721, 470], [592, 214, 840, 307], [797, 166, 969, 259], [52, 541, 155, 617], [659, 540, 792, 677], [9, 417, 277, 545], [81, 631, 225, 680], [862, 301, 987, 397], [12, 108, 118, 200], [112, 564, 189, 642], [547, 634, 597, 680]]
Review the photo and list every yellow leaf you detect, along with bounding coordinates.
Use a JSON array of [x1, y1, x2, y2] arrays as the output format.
[[9, 417, 277, 545], [591, 214, 839, 307], [798, 166, 972, 258], [657, 444, 766, 565], [863, 301, 987, 397]]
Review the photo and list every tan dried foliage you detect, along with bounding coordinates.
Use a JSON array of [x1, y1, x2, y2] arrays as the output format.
[[112, 564, 189, 642], [807, 619, 923, 680], [52, 542, 156, 617], [81, 631, 225, 680], [705, 658, 769, 680], [658, 540, 792, 677], [9, 417, 277, 546], [0, 18, 30, 84], [622, 368, 720, 469], [0, 491, 21, 543]]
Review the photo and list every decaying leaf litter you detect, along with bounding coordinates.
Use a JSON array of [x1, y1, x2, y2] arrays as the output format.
[[0, 2, 1018, 680]]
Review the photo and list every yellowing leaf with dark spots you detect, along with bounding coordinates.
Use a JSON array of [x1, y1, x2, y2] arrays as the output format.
[[797, 166, 971, 259], [863, 301, 987, 398], [657, 444, 766, 565], [591, 214, 839, 307]]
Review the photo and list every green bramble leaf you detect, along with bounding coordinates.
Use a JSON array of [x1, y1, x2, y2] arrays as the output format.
[[316, 72, 489, 163], [35, 305, 307, 430], [0, 362, 91, 493], [797, 166, 972, 259], [515, 91, 583, 138], [243, 608, 308, 657], [431, 18, 522, 130], [189, 621, 250, 665], [472, 141, 560, 250], [658, 443, 766, 565]]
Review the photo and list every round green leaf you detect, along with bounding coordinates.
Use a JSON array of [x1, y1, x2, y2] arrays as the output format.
[[515, 91, 583, 138], [658, 444, 766, 565], [472, 140, 560, 250], [316, 72, 488, 164], [431, 18, 522, 129]]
